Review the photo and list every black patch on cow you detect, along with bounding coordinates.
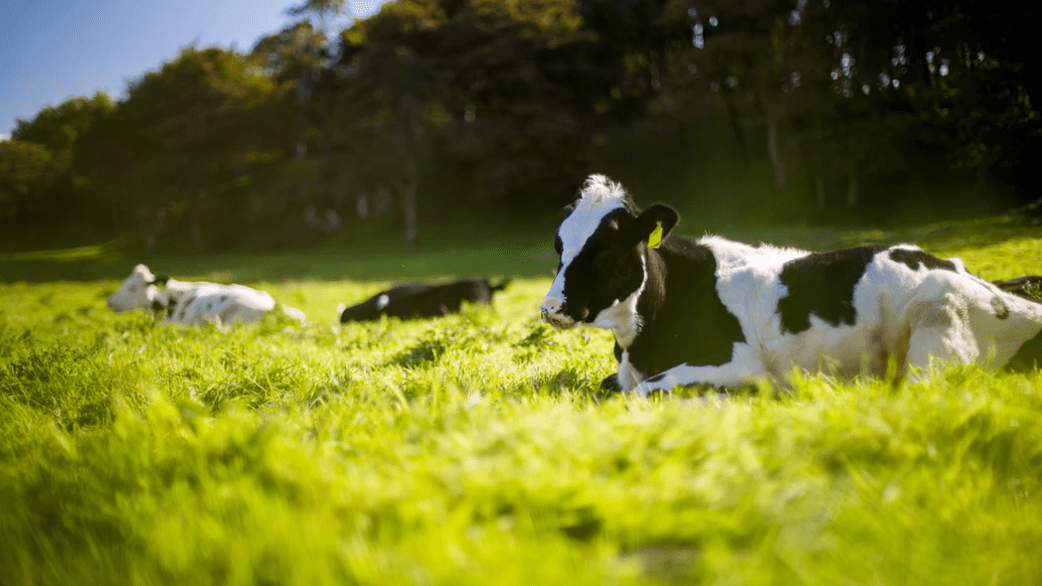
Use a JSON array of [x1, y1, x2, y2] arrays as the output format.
[[625, 238, 747, 378], [1006, 327, 1042, 372], [645, 372, 667, 383], [991, 296, 1010, 320], [600, 374, 621, 392], [888, 248, 958, 272], [339, 277, 506, 322], [151, 299, 165, 313], [612, 341, 623, 362], [777, 245, 889, 334]]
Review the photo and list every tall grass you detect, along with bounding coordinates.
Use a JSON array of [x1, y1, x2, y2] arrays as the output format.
[[1, 216, 1041, 585]]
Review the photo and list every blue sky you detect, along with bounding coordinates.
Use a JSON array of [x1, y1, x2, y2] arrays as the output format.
[[0, 0, 390, 139]]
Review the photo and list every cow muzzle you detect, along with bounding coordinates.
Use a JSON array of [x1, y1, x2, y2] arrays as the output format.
[[540, 296, 577, 330]]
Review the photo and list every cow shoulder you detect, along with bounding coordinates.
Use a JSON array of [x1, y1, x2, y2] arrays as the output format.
[[626, 237, 746, 376]]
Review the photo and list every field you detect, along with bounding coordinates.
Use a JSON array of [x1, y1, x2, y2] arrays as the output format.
[[2, 214, 1042, 585]]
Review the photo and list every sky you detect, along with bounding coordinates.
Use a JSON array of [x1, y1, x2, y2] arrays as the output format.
[[0, 0, 391, 139]]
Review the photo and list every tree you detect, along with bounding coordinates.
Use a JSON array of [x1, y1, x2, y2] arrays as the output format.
[[0, 140, 68, 224], [74, 47, 286, 252], [252, 21, 330, 160], [327, 0, 615, 212], [12, 93, 114, 153]]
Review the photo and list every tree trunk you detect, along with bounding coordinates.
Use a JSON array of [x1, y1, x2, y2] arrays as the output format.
[[766, 121, 786, 187], [356, 193, 369, 219], [110, 204, 127, 251], [190, 216, 203, 253], [399, 180, 418, 245], [721, 83, 749, 164], [759, 91, 787, 188], [847, 174, 858, 207]]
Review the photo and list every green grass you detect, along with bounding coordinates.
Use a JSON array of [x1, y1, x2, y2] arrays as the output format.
[[2, 215, 1042, 585]]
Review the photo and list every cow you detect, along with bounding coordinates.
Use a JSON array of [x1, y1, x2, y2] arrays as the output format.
[[107, 264, 307, 327], [991, 275, 1042, 302], [540, 174, 1042, 397], [338, 277, 511, 322]]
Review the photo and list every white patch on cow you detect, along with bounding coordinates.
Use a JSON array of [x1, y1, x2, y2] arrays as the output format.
[[617, 350, 644, 391], [376, 294, 390, 310], [166, 283, 276, 326], [542, 175, 631, 322]]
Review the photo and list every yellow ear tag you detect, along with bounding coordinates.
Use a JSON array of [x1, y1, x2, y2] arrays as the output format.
[[648, 221, 663, 249]]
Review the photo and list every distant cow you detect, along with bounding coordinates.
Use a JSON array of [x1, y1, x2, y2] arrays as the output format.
[[338, 277, 511, 322], [107, 264, 307, 327], [991, 275, 1042, 303], [540, 174, 1042, 396]]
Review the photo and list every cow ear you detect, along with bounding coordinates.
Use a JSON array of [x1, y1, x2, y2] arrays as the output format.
[[152, 275, 170, 286], [631, 204, 679, 247]]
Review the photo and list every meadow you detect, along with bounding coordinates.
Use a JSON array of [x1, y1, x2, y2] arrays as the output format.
[[2, 214, 1042, 585]]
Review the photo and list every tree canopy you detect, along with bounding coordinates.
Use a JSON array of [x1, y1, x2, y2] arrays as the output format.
[[5, 0, 1041, 250]]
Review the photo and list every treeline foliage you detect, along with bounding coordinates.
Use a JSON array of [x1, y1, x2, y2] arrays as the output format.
[[2, 0, 1040, 252], [1, 94, 112, 227]]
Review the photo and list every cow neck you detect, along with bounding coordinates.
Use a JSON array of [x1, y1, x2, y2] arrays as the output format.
[[614, 245, 666, 351], [638, 243, 668, 324]]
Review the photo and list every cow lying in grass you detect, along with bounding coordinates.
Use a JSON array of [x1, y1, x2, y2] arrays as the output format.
[[338, 277, 511, 322], [540, 174, 1042, 396], [107, 264, 306, 327]]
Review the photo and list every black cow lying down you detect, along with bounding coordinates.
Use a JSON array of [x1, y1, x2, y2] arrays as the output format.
[[540, 174, 1042, 396], [339, 277, 511, 322], [991, 276, 1042, 302]]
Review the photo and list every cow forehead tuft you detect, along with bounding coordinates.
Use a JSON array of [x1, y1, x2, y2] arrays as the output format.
[[580, 174, 629, 204]]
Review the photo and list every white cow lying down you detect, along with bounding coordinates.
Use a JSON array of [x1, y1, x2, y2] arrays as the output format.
[[107, 264, 306, 327]]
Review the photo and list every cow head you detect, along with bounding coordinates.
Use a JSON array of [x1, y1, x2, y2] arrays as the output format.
[[541, 175, 678, 330], [107, 264, 170, 312]]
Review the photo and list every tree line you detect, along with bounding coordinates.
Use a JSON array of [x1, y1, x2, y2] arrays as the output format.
[[2, 0, 1039, 252]]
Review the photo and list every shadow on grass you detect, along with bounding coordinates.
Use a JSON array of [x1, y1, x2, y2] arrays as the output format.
[[0, 239, 558, 284], [2, 214, 1038, 284]]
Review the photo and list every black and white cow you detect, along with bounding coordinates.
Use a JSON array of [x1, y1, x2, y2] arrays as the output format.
[[107, 264, 307, 327], [540, 174, 1042, 396], [339, 277, 511, 322]]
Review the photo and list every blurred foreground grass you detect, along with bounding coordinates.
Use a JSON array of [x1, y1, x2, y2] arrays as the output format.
[[1, 214, 1041, 585]]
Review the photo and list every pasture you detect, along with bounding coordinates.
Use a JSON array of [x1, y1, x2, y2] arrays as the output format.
[[2, 214, 1042, 585]]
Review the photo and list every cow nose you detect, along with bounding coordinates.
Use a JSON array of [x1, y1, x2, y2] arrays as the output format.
[[541, 296, 565, 314]]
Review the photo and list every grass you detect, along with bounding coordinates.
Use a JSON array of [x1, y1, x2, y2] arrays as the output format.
[[1, 214, 1042, 585]]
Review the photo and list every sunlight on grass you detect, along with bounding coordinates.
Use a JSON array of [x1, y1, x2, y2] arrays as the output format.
[[0, 241, 119, 262]]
